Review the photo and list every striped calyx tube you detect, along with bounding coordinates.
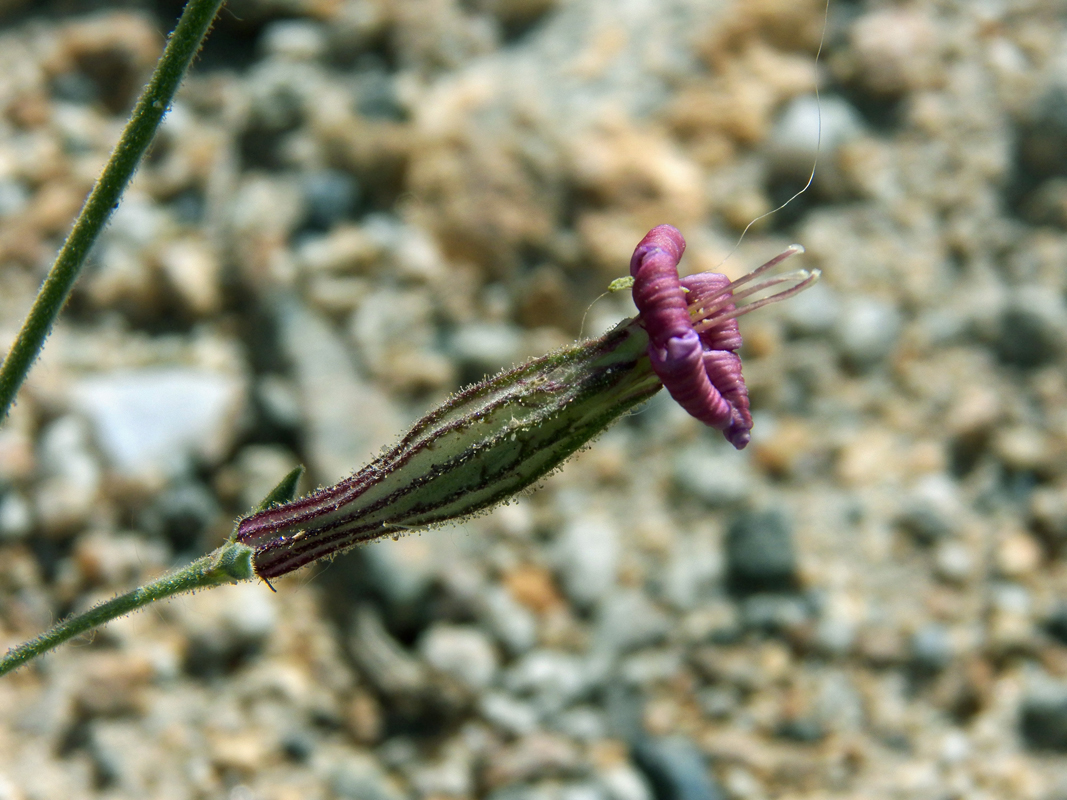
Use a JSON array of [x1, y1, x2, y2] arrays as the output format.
[[236, 319, 660, 579]]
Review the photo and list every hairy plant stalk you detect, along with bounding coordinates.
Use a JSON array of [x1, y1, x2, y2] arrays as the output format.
[[0, 542, 254, 676], [0, 0, 226, 423]]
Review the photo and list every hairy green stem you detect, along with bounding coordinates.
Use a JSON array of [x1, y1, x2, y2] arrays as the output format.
[[0, 542, 254, 676], [0, 0, 226, 423]]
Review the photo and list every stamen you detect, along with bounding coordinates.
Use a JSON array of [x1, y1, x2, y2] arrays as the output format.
[[694, 268, 821, 333], [689, 269, 815, 319]]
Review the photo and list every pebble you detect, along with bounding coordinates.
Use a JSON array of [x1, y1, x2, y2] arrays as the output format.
[[553, 511, 620, 610], [505, 650, 589, 715], [449, 322, 524, 375], [993, 287, 1067, 368], [140, 479, 220, 554], [1020, 688, 1067, 752], [70, 367, 245, 479], [300, 169, 360, 231], [724, 508, 798, 597], [592, 590, 670, 656], [481, 585, 539, 655], [32, 414, 101, 534], [934, 540, 975, 584], [178, 583, 277, 678], [0, 490, 32, 541], [419, 623, 500, 690], [832, 296, 902, 371], [781, 281, 840, 338], [481, 691, 542, 736], [631, 736, 724, 800], [330, 752, 407, 800], [849, 7, 941, 96], [895, 474, 963, 545], [910, 624, 954, 674], [361, 535, 442, 614], [598, 761, 654, 800], [739, 593, 811, 634], [671, 445, 755, 506], [156, 237, 222, 316], [260, 19, 328, 62], [768, 94, 864, 194], [276, 298, 400, 482]]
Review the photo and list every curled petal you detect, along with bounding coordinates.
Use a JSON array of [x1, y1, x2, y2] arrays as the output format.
[[648, 330, 734, 430], [703, 350, 752, 448], [629, 225, 692, 347], [630, 224, 748, 446]]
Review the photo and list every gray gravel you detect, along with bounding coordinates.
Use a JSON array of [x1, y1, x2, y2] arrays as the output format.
[[5, 0, 1067, 798]]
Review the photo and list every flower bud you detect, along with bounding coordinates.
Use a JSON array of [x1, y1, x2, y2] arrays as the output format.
[[237, 320, 659, 578]]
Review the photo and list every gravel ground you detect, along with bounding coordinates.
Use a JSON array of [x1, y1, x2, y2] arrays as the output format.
[[4, 0, 1067, 798]]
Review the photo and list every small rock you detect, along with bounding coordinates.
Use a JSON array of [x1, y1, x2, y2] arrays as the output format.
[[482, 735, 583, 791], [301, 169, 359, 231], [260, 19, 327, 61], [72, 529, 167, 588], [276, 299, 399, 482], [71, 367, 245, 478], [1019, 85, 1067, 176], [672, 446, 754, 506], [781, 282, 840, 338], [593, 590, 670, 655], [1021, 689, 1067, 752], [775, 717, 825, 743], [481, 691, 541, 736], [33, 415, 101, 534], [631, 736, 724, 800], [178, 583, 277, 678], [740, 593, 811, 634], [419, 623, 500, 690], [895, 474, 962, 545], [598, 761, 654, 800], [768, 94, 864, 196], [481, 585, 539, 655], [450, 322, 524, 374], [140, 480, 220, 553], [813, 616, 856, 658], [0, 178, 29, 218], [0, 490, 32, 541], [1045, 604, 1067, 646], [996, 530, 1043, 579], [554, 706, 607, 741], [832, 296, 902, 371], [911, 624, 954, 674], [553, 512, 620, 610], [724, 509, 798, 596], [934, 540, 974, 584], [849, 8, 941, 96], [330, 752, 407, 800], [505, 650, 589, 714], [994, 288, 1067, 368], [363, 536, 440, 611], [662, 530, 722, 611], [157, 237, 222, 315]]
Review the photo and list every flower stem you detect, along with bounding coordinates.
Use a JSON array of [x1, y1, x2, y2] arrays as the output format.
[[0, 542, 255, 677], [0, 0, 226, 423]]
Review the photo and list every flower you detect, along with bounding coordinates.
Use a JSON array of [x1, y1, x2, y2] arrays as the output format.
[[630, 224, 817, 449], [235, 225, 817, 579]]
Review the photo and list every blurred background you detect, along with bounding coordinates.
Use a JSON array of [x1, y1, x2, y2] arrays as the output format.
[[3, 0, 1067, 797]]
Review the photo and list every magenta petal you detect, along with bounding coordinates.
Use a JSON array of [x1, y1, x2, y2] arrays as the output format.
[[629, 225, 754, 449]]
